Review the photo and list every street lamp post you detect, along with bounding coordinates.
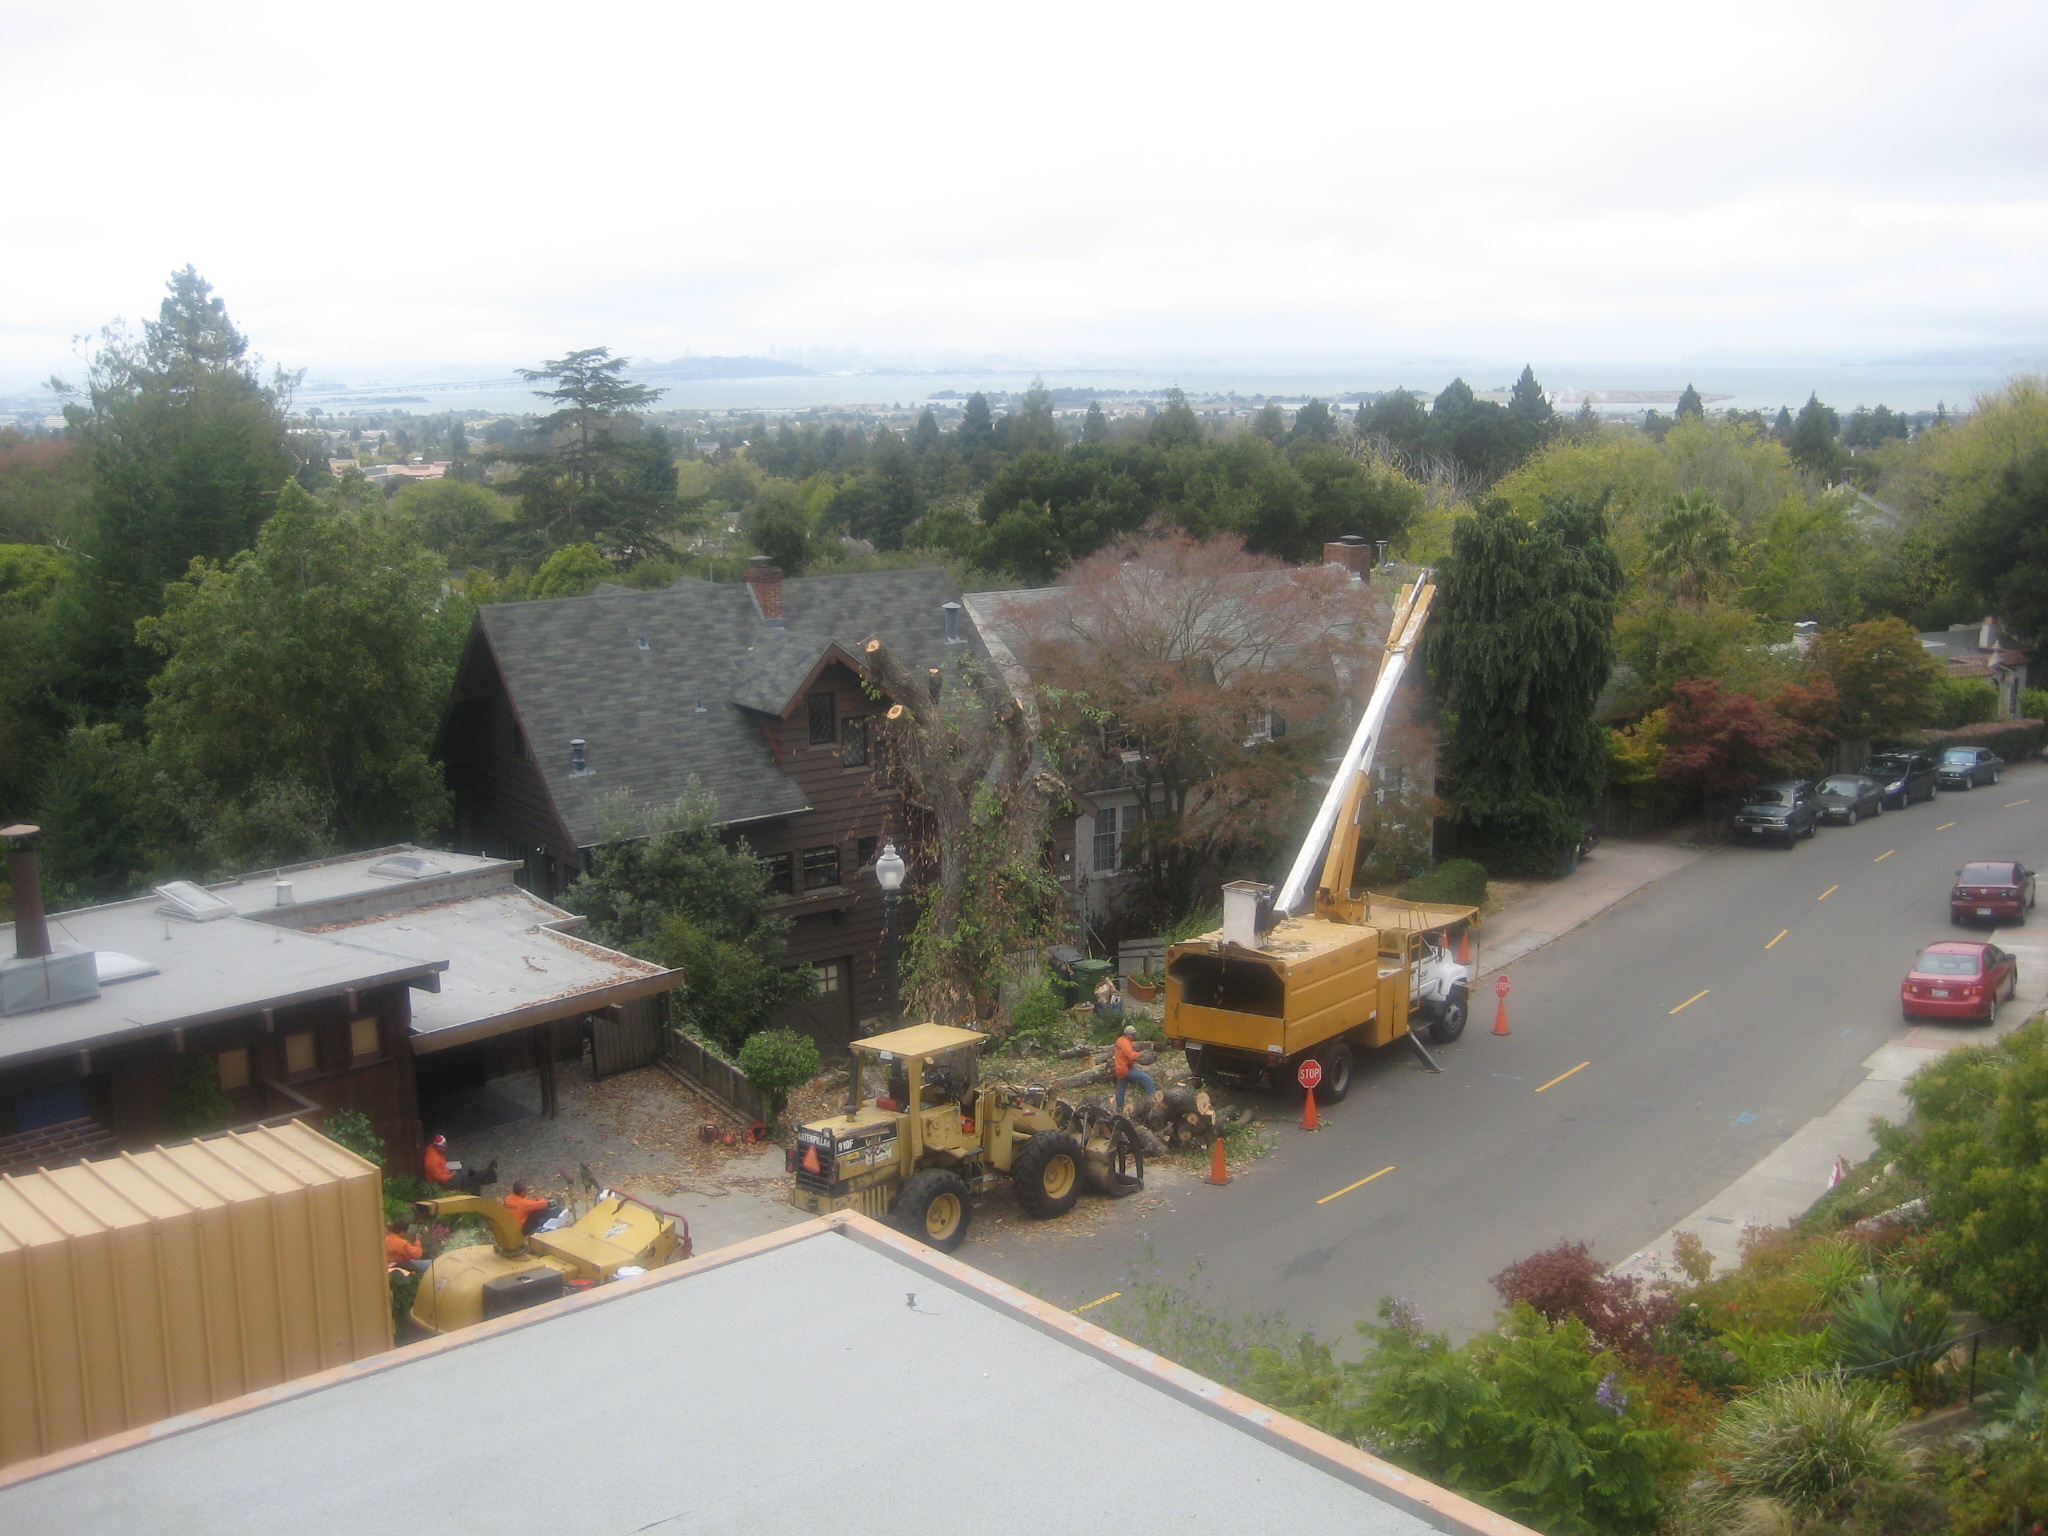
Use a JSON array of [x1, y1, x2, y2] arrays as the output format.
[[875, 841, 906, 1028]]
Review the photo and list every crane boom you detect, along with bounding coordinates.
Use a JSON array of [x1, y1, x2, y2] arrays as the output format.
[[1272, 574, 1436, 916]]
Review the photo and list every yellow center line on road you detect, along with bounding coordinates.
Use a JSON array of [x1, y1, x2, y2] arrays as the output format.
[[1874, 850, 1895, 862], [1535, 1061, 1591, 1093], [1074, 1291, 1122, 1313], [1817, 886, 1839, 901], [1936, 822, 1957, 830], [1766, 929, 1788, 949], [2007, 799, 2031, 808], [1670, 990, 1710, 1014], [1317, 1166, 1396, 1205]]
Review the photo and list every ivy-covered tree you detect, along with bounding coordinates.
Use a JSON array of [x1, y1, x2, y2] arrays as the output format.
[[1428, 496, 1621, 873]]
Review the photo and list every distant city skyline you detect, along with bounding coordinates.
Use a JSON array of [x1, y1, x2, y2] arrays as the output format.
[[4, 2, 2045, 399]]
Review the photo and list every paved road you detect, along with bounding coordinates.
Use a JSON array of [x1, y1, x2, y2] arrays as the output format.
[[976, 760, 2048, 1342]]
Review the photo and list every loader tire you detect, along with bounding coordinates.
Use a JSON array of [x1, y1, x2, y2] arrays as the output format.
[[1012, 1131, 1084, 1220], [893, 1170, 972, 1252]]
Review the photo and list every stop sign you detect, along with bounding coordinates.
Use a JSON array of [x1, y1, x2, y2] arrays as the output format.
[[1495, 974, 1512, 998], [1297, 1058, 1323, 1089]]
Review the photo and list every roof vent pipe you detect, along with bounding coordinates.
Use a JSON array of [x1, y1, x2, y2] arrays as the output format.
[[570, 738, 587, 774], [274, 879, 294, 907], [4, 824, 50, 960], [942, 601, 962, 644]]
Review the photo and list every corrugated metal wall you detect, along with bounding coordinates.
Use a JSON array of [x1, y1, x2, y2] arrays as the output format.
[[0, 1121, 390, 1469]]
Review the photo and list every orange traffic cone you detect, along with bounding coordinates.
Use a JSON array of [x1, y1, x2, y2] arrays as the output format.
[[1492, 995, 1511, 1036], [1456, 928, 1472, 965], [1302, 1084, 1320, 1131], [1207, 1133, 1230, 1185]]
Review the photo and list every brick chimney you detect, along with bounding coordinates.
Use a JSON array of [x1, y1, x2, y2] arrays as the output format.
[[1323, 535, 1375, 577], [745, 556, 784, 622], [5, 824, 50, 960]]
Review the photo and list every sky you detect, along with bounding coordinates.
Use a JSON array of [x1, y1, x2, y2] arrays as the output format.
[[3, 0, 2046, 392]]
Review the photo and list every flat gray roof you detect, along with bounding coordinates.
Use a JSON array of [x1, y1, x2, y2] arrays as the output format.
[[303, 888, 673, 1052], [2, 901, 442, 1068], [0, 1219, 1514, 1535]]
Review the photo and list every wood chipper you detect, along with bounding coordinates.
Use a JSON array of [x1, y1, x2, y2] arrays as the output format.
[[407, 1188, 689, 1335], [786, 1022, 1143, 1252], [1166, 574, 1480, 1101]]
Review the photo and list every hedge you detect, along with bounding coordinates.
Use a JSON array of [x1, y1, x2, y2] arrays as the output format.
[[1400, 858, 1489, 907], [1905, 717, 2045, 760]]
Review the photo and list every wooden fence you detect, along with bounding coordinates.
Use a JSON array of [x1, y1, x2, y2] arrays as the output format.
[[591, 994, 668, 1079], [664, 1029, 768, 1124]]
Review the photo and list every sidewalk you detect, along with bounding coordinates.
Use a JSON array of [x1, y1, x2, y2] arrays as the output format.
[[1477, 836, 1707, 977], [1614, 941, 2048, 1283]]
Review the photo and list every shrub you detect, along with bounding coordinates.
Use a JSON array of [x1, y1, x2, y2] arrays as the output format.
[[322, 1107, 385, 1167], [1908, 717, 2045, 762], [1492, 1240, 1677, 1363], [1934, 676, 2001, 730], [166, 1052, 234, 1136], [1828, 1276, 1953, 1404], [1005, 981, 1066, 1051], [736, 1028, 820, 1132], [1938, 1432, 2048, 1536], [2022, 687, 2048, 724], [1689, 1376, 1912, 1526], [1401, 857, 1489, 907]]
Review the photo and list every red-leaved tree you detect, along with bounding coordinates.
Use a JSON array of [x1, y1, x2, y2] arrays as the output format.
[[1657, 675, 1834, 809]]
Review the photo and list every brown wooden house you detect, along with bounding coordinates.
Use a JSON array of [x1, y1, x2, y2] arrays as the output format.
[[436, 562, 983, 1054]]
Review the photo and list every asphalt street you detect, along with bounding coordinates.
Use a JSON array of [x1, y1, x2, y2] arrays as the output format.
[[976, 759, 2048, 1343]]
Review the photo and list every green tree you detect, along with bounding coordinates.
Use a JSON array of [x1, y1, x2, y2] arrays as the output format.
[[1954, 445, 2048, 643], [1674, 384, 1704, 421], [1429, 497, 1621, 872], [1149, 387, 1206, 449], [1786, 393, 1846, 481], [1288, 398, 1339, 445], [744, 479, 818, 574], [503, 348, 675, 560], [1507, 364, 1559, 455], [1643, 489, 1738, 608], [1003, 378, 1065, 456], [49, 267, 295, 723], [1080, 400, 1111, 445], [138, 480, 461, 848], [560, 788, 812, 1050], [1812, 616, 1945, 740], [527, 542, 612, 598], [390, 477, 523, 570], [956, 392, 996, 464], [1249, 402, 1287, 443], [736, 1028, 821, 1130], [1358, 388, 1435, 467]]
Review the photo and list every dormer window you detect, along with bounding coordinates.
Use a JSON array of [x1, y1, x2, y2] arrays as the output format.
[[807, 690, 836, 746]]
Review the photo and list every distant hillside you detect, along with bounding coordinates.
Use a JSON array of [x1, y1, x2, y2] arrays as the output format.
[[640, 356, 817, 380]]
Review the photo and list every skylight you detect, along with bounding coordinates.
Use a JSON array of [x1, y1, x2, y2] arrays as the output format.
[[153, 881, 239, 922], [369, 854, 449, 881]]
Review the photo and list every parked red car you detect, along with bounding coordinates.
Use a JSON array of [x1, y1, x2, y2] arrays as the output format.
[[1950, 860, 2037, 926], [1900, 941, 2018, 1023]]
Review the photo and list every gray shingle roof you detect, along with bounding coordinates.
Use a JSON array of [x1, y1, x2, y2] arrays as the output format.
[[476, 568, 981, 847]]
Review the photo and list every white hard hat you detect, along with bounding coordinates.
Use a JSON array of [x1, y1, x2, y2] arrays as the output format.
[[1123, 1024, 1137, 1037]]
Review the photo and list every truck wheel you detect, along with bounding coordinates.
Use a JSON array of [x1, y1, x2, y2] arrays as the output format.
[[1011, 1131, 1083, 1219], [1433, 990, 1470, 1045], [1315, 1042, 1355, 1103], [893, 1170, 972, 1252]]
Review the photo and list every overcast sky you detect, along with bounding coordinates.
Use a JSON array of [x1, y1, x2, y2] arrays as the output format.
[[4, 1, 2045, 390]]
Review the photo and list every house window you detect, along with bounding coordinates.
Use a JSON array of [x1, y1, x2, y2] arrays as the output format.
[[856, 836, 878, 869], [814, 960, 842, 995], [349, 1016, 383, 1064], [807, 690, 836, 746], [283, 1030, 319, 1080], [765, 852, 794, 898], [1092, 807, 1120, 873], [803, 844, 841, 891], [840, 716, 869, 767], [217, 1047, 251, 1093]]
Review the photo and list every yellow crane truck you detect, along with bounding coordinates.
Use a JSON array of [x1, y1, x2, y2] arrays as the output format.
[[1165, 574, 1480, 1100]]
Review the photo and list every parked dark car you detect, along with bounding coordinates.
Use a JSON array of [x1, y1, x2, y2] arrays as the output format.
[[1811, 774, 1886, 826], [1950, 859, 2036, 925], [1936, 746, 2005, 790], [1861, 751, 1938, 809], [1732, 781, 1819, 847]]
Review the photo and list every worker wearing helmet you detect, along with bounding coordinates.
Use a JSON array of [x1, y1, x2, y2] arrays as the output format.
[[1112, 1024, 1155, 1112], [423, 1134, 496, 1195]]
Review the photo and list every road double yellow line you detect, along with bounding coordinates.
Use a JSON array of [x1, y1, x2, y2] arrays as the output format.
[[1535, 1061, 1591, 1093], [1317, 1166, 1396, 1205], [1670, 989, 1710, 1014]]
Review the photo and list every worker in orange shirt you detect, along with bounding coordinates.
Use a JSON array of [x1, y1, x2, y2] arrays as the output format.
[[1113, 1024, 1156, 1113], [504, 1181, 553, 1235], [385, 1220, 428, 1273], [423, 1134, 496, 1194]]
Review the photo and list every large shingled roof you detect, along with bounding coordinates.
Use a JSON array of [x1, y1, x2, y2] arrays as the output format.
[[475, 567, 982, 847]]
